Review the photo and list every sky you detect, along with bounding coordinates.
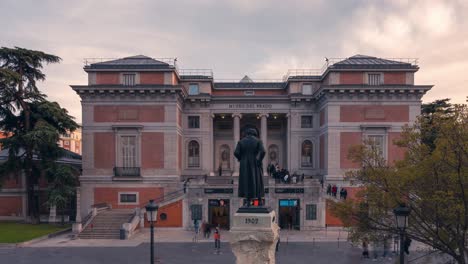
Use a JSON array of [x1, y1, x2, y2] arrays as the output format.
[[1, 0, 467, 122]]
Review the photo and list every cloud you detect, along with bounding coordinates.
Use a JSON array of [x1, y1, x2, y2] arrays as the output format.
[[1, 0, 467, 122]]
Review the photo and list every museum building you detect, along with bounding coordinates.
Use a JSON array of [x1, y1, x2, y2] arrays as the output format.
[[70, 54, 432, 230]]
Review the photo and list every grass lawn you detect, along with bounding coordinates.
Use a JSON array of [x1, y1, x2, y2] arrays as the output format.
[[0, 222, 70, 243]]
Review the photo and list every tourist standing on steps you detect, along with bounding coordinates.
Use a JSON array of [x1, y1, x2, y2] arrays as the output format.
[[326, 184, 332, 195]]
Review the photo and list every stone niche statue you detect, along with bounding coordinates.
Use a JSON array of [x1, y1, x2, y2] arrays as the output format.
[[234, 128, 266, 207]]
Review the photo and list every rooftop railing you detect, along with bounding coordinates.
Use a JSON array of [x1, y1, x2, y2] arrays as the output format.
[[178, 69, 213, 78], [83, 57, 178, 67]]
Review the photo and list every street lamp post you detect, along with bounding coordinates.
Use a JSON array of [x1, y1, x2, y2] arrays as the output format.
[[145, 200, 159, 264], [393, 204, 411, 264]]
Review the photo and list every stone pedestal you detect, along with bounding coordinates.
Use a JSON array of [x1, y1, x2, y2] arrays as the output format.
[[229, 210, 279, 264]]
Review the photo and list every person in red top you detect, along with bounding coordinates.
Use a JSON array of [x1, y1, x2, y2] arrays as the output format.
[[214, 227, 221, 253]]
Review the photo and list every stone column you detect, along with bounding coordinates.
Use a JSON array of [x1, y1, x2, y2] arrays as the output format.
[[209, 114, 215, 176], [232, 113, 242, 176], [260, 113, 269, 176], [75, 187, 81, 223], [72, 186, 83, 234]]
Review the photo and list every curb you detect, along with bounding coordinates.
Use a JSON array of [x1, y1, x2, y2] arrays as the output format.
[[10, 227, 72, 248]]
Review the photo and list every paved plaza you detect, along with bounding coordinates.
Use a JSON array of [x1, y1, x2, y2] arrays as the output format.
[[0, 229, 419, 264]]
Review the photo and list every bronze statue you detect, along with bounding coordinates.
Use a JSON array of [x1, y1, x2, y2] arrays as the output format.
[[234, 128, 266, 206]]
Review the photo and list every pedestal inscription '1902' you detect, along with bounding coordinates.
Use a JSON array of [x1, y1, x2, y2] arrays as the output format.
[[245, 218, 259, 224]]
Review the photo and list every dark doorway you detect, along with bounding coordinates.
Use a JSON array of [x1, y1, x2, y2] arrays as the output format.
[[208, 199, 230, 229], [278, 199, 300, 230]]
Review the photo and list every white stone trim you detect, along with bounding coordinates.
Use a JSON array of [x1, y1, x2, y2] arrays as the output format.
[[118, 192, 139, 205]]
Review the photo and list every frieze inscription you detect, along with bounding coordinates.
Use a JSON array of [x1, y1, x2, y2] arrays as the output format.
[[228, 104, 272, 109]]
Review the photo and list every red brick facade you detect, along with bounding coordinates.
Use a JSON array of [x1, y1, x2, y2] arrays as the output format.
[[384, 72, 406, 85], [0, 196, 22, 216], [94, 187, 164, 209], [340, 132, 362, 169], [340, 105, 409, 122], [144, 200, 183, 228], [94, 132, 115, 169], [140, 72, 165, 85], [141, 132, 165, 169], [96, 72, 120, 85], [339, 72, 363, 85], [94, 105, 165, 123]]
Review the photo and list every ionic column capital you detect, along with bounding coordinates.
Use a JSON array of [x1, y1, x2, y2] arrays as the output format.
[[258, 113, 269, 118], [232, 113, 243, 119]]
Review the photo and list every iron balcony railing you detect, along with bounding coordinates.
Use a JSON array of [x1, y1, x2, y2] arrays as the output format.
[[114, 167, 141, 177]]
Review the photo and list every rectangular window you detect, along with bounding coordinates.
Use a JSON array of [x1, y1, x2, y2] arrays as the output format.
[[368, 74, 381, 85], [121, 136, 137, 168], [188, 84, 200, 95], [188, 116, 200, 129], [119, 193, 138, 204], [191, 204, 202, 220], [367, 135, 384, 157], [306, 204, 317, 220], [301, 116, 313, 128], [302, 84, 313, 95], [123, 73, 136, 86]]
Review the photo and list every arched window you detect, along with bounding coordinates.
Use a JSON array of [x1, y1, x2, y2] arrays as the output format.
[[301, 140, 313, 167], [188, 141, 200, 167]]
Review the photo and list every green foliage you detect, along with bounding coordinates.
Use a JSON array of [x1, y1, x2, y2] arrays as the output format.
[[0, 47, 78, 221], [332, 102, 468, 263], [45, 164, 77, 225]]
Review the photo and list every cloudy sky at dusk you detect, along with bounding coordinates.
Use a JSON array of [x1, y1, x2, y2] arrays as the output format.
[[1, 0, 467, 122]]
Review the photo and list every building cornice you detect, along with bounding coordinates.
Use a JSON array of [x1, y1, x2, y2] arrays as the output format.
[[71, 84, 187, 99]]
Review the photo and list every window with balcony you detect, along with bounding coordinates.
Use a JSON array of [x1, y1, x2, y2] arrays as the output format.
[[301, 116, 313, 128], [301, 140, 313, 167], [368, 73, 381, 85], [188, 83, 200, 95], [188, 116, 200, 129], [302, 84, 313, 95], [114, 135, 140, 177], [188, 140, 200, 168]]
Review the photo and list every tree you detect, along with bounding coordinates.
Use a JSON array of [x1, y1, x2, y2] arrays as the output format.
[[45, 164, 78, 225], [0, 47, 79, 223], [332, 104, 468, 263]]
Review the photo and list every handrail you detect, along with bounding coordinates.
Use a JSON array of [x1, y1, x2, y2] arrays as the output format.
[[153, 189, 186, 204]]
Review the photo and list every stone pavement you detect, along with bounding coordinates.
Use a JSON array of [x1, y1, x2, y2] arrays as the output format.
[[27, 227, 350, 247]]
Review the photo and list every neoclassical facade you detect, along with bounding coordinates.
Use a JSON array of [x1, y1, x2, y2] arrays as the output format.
[[71, 55, 432, 229]]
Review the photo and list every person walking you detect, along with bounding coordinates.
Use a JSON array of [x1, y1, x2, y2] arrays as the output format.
[[362, 239, 369, 258], [214, 228, 221, 254], [332, 185, 337, 197], [343, 188, 348, 200], [326, 184, 332, 195]]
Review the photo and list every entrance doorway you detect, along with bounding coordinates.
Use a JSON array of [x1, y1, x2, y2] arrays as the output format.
[[208, 199, 230, 229], [278, 199, 300, 230]]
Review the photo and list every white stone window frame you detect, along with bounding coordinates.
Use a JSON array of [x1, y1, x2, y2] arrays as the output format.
[[302, 83, 313, 95], [188, 83, 200, 95], [120, 72, 140, 86], [299, 137, 317, 169], [187, 115, 201, 129], [113, 127, 142, 169], [186, 138, 202, 169], [118, 192, 139, 205], [362, 128, 388, 161], [300, 115, 314, 129], [365, 72, 383, 86]]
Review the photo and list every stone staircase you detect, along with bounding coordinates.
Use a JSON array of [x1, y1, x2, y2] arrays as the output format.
[[78, 209, 134, 239]]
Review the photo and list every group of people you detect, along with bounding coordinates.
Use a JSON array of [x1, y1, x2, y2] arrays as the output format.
[[326, 184, 348, 200], [268, 163, 304, 184]]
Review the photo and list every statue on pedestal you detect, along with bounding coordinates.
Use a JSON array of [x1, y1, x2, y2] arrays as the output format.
[[234, 128, 265, 207]]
